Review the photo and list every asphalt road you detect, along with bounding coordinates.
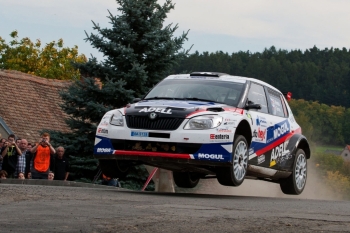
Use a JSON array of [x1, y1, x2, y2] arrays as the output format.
[[0, 184, 349, 233]]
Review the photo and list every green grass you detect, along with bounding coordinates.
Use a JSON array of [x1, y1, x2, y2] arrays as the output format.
[[314, 145, 343, 153]]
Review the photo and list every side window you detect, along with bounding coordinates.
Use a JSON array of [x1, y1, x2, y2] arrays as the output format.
[[247, 83, 268, 113], [267, 90, 287, 117]]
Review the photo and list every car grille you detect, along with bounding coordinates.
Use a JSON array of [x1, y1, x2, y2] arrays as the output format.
[[126, 116, 184, 130]]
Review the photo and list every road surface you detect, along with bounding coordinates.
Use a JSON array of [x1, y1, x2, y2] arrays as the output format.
[[0, 184, 349, 233]]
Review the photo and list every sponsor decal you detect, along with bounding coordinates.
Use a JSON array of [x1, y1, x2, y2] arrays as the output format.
[[223, 121, 235, 126], [252, 128, 266, 142], [216, 128, 232, 133], [97, 128, 108, 134], [131, 131, 149, 137], [249, 148, 254, 155], [258, 154, 265, 164], [198, 153, 224, 160], [210, 134, 230, 140], [96, 148, 112, 153], [139, 107, 172, 114], [256, 116, 267, 127], [270, 141, 291, 167], [246, 112, 253, 125], [273, 122, 289, 139]]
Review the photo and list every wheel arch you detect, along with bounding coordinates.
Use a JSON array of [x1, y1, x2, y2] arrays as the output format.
[[287, 134, 311, 159], [235, 119, 252, 147]]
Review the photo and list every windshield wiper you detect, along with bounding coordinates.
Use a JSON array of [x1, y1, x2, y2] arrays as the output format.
[[144, 96, 181, 100], [183, 97, 219, 103]]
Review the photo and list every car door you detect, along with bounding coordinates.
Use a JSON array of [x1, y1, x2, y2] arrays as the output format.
[[245, 82, 272, 167], [264, 88, 292, 170]]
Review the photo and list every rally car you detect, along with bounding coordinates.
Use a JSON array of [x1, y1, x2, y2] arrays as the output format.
[[94, 72, 310, 195]]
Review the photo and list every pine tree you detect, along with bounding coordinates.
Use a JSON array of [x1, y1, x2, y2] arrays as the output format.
[[48, 0, 190, 183]]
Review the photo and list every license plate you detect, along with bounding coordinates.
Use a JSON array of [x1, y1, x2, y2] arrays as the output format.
[[131, 131, 149, 137]]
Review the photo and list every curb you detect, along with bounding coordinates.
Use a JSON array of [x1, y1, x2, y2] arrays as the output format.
[[0, 179, 119, 189]]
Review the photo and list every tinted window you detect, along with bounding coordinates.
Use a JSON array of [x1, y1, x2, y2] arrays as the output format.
[[145, 79, 245, 107], [247, 83, 268, 113], [267, 90, 286, 117]]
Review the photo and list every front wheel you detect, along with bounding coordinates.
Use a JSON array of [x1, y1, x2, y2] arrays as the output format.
[[217, 135, 248, 186], [279, 149, 307, 195]]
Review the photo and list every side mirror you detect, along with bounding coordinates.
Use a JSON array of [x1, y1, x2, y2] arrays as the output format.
[[133, 98, 141, 103], [245, 101, 261, 110]]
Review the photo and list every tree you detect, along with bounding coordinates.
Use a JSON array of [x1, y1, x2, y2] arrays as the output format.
[[49, 0, 191, 183], [0, 31, 87, 80]]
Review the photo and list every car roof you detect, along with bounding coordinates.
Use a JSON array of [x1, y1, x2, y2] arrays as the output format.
[[165, 73, 282, 94]]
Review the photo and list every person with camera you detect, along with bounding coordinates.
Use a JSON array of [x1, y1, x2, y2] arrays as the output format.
[[1, 134, 22, 178], [30, 132, 56, 179]]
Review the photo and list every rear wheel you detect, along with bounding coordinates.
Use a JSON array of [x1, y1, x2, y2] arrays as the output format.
[[217, 135, 248, 186], [98, 159, 130, 179], [279, 149, 307, 195], [173, 172, 200, 188]]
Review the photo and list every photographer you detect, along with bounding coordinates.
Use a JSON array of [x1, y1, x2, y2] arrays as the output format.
[[1, 134, 22, 178], [30, 133, 56, 179]]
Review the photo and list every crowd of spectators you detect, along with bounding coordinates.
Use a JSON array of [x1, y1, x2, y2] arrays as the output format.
[[0, 133, 70, 181]]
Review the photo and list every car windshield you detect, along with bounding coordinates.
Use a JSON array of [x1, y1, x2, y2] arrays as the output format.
[[144, 79, 245, 107]]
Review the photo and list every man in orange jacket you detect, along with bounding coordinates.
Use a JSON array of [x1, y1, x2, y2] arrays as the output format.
[[30, 132, 56, 179]]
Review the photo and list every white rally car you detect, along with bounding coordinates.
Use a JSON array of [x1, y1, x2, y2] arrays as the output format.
[[94, 72, 310, 195]]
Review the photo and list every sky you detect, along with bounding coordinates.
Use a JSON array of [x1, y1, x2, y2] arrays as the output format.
[[1, 0, 350, 61]]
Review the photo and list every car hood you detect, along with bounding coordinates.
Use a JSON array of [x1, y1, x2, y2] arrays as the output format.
[[125, 99, 232, 118]]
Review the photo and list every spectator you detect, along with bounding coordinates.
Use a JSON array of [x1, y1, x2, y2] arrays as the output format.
[[1, 134, 22, 178], [27, 172, 32, 179], [51, 146, 70, 181], [15, 139, 30, 178], [30, 133, 56, 179], [27, 143, 33, 151], [0, 170, 8, 179], [101, 174, 119, 187], [16, 138, 22, 146], [0, 138, 6, 170], [48, 171, 54, 180], [18, 172, 25, 179]]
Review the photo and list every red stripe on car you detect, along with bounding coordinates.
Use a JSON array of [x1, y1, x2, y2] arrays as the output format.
[[114, 150, 191, 159]]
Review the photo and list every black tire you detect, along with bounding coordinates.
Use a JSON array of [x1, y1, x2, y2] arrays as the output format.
[[173, 172, 200, 188], [280, 149, 307, 195], [217, 135, 248, 186], [98, 159, 130, 179]]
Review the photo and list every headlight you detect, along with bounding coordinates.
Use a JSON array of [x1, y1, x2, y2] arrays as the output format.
[[184, 115, 222, 130], [110, 111, 124, 126]]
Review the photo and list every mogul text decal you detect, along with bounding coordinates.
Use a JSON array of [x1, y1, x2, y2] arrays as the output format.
[[198, 153, 224, 160], [97, 148, 112, 153], [273, 122, 289, 139], [139, 107, 172, 114]]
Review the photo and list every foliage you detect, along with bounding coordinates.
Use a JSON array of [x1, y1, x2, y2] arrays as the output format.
[[312, 151, 350, 198], [173, 46, 350, 108], [119, 165, 155, 191], [325, 171, 350, 197], [289, 99, 350, 145], [49, 0, 190, 185], [0, 30, 87, 80]]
